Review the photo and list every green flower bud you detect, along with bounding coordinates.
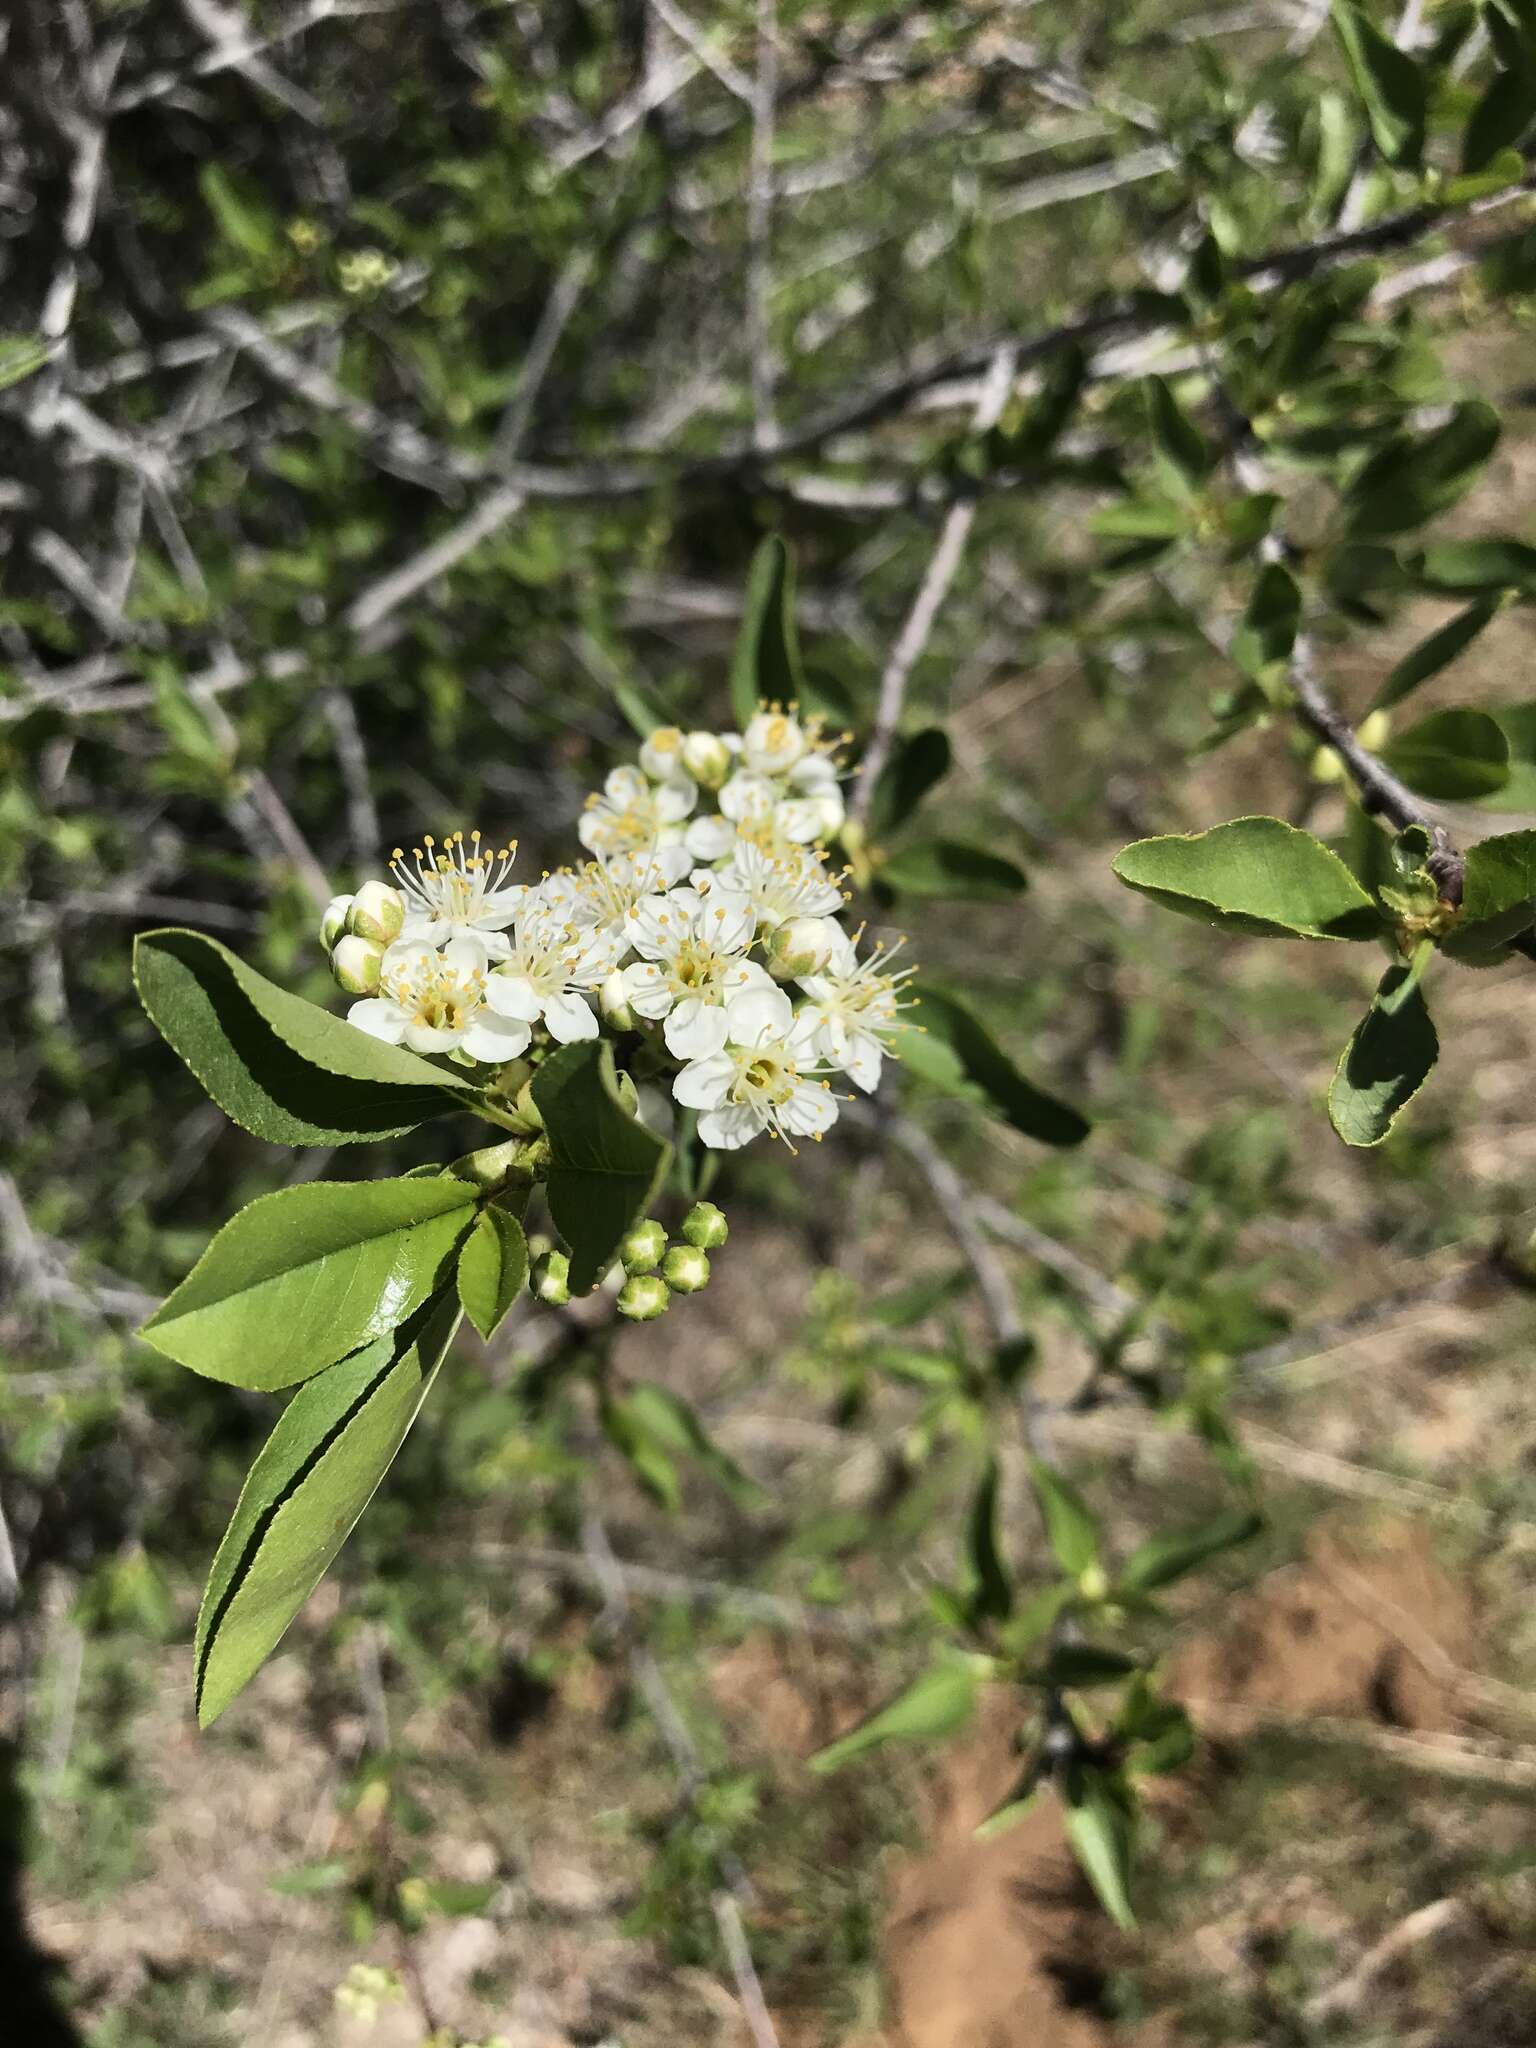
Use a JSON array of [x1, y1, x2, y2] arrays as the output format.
[[346, 880, 405, 945], [320, 892, 355, 949], [662, 1245, 711, 1294], [600, 967, 636, 1032], [681, 730, 732, 790], [680, 1201, 729, 1250], [331, 933, 384, 994], [530, 1249, 570, 1304], [619, 1219, 667, 1273], [766, 915, 841, 981], [616, 1273, 670, 1321]]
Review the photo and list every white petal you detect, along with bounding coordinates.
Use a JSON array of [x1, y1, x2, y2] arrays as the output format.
[[622, 961, 674, 1019], [725, 984, 794, 1048], [381, 940, 437, 980], [485, 971, 543, 1022], [719, 772, 775, 823], [664, 998, 730, 1060], [541, 991, 599, 1042], [461, 1013, 532, 1062], [672, 1053, 736, 1110], [404, 1022, 463, 1053], [652, 775, 698, 823], [398, 913, 441, 946], [698, 1103, 763, 1150], [685, 814, 738, 862], [347, 998, 407, 1043], [843, 1032, 884, 1092], [773, 799, 824, 843], [605, 764, 648, 804], [442, 934, 490, 977], [576, 812, 606, 854], [780, 1082, 839, 1138]]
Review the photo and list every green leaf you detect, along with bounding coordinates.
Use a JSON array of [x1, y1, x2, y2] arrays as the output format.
[[1371, 598, 1500, 711], [194, 1298, 459, 1724], [531, 1039, 672, 1294], [141, 1178, 477, 1389], [0, 334, 55, 392], [965, 1460, 1012, 1625], [1088, 497, 1191, 540], [1328, 965, 1439, 1146], [133, 929, 473, 1146], [1409, 538, 1536, 594], [1344, 402, 1501, 538], [613, 1383, 761, 1506], [1063, 1772, 1138, 1929], [879, 838, 1027, 902], [868, 727, 952, 838], [1229, 564, 1301, 688], [1331, 2, 1428, 166], [1144, 377, 1213, 490], [456, 1205, 529, 1342], [1382, 707, 1510, 799], [1035, 1642, 1140, 1688], [199, 162, 280, 260], [730, 535, 805, 729], [1118, 1509, 1263, 1594], [900, 986, 1090, 1147], [809, 1654, 985, 1774], [1028, 1458, 1100, 1577], [1463, 66, 1536, 172], [1112, 816, 1381, 940], [1443, 828, 1536, 955]]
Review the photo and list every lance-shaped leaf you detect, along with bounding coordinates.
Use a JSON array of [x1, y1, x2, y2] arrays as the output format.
[[1370, 597, 1500, 712], [730, 535, 805, 728], [964, 1460, 1013, 1626], [531, 1039, 672, 1294], [1062, 1769, 1139, 1930], [1408, 538, 1536, 594], [1328, 964, 1438, 1146], [898, 985, 1089, 1146], [0, 334, 56, 391], [1344, 402, 1500, 538], [1382, 707, 1509, 800], [456, 1204, 529, 1342], [134, 928, 473, 1145], [141, 1177, 478, 1388], [1229, 563, 1301, 690], [1145, 376, 1213, 491], [879, 838, 1028, 902], [194, 1298, 459, 1725], [868, 726, 952, 838], [1113, 816, 1381, 940], [1331, 1, 1427, 167], [1118, 1508, 1263, 1594], [1028, 1458, 1100, 1577], [809, 1653, 988, 1775]]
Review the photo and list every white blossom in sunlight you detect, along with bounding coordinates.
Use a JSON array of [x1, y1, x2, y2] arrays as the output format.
[[715, 824, 845, 928], [621, 884, 772, 1058], [795, 926, 915, 1091], [741, 707, 808, 776], [349, 936, 530, 1062], [672, 984, 840, 1150], [388, 832, 526, 957], [483, 901, 625, 1044], [577, 764, 697, 859]]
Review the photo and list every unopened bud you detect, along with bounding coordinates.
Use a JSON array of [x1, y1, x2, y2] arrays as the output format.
[[766, 916, 840, 981], [617, 1273, 670, 1321], [639, 725, 687, 781], [320, 892, 355, 949], [1356, 709, 1391, 753], [662, 1245, 710, 1294], [1078, 1563, 1110, 1603], [600, 967, 636, 1032], [530, 1249, 570, 1304], [331, 933, 384, 994], [680, 1201, 729, 1249], [346, 880, 405, 945], [620, 1219, 667, 1273], [681, 730, 732, 790]]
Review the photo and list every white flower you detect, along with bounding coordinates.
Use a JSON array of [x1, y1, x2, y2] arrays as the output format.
[[741, 708, 808, 776], [539, 847, 690, 939], [684, 811, 740, 862], [577, 764, 697, 859], [638, 725, 688, 781], [797, 929, 914, 1092], [483, 902, 624, 1044], [716, 825, 845, 928], [718, 771, 777, 825], [349, 936, 530, 1063], [673, 985, 840, 1151], [774, 751, 845, 843], [388, 832, 526, 958], [621, 885, 771, 1058]]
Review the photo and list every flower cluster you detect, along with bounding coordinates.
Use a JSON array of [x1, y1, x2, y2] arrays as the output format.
[[321, 707, 915, 1150]]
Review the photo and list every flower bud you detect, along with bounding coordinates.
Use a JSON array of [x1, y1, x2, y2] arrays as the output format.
[[743, 708, 806, 775], [346, 880, 405, 945], [680, 1201, 729, 1250], [681, 730, 732, 790], [662, 1245, 711, 1294], [530, 1249, 570, 1304], [1356, 709, 1391, 753], [639, 725, 686, 781], [320, 892, 355, 949], [331, 933, 384, 994], [600, 967, 636, 1032], [620, 1219, 667, 1273], [766, 916, 841, 981], [616, 1272, 670, 1321]]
